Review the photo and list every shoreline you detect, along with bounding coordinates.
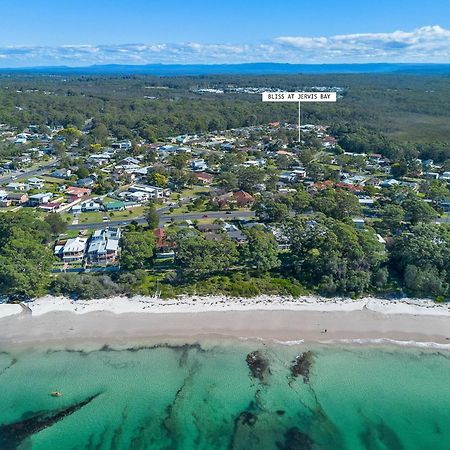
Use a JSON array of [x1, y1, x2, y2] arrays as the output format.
[[0, 295, 449, 350], [2, 294, 450, 318]]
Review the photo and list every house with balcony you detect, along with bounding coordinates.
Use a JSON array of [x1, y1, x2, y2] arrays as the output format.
[[86, 227, 121, 265], [54, 237, 88, 264]]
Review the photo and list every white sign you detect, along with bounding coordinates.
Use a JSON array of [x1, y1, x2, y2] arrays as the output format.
[[262, 92, 337, 102]]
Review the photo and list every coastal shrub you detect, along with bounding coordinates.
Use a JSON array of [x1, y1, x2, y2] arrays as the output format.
[[166, 274, 308, 298], [51, 274, 123, 300], [403, 265, 449, 298]]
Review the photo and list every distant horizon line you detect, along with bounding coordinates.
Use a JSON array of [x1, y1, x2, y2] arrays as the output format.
[[2, 62, 450, 69], [2, 61, 450, 76]]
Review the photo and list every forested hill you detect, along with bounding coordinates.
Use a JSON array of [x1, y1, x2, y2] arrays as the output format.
[[3, 63, 450, 76], [2, 73, 450, 146]]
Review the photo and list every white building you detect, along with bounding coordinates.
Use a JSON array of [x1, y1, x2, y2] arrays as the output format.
[[87, 227, 121, 265], [54, 237, 88, 263]]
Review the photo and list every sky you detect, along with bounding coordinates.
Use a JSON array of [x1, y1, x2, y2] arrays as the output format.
[[1, 0, 450, 66]]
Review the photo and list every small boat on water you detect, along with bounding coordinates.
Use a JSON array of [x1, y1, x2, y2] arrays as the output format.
[[50, 391, 63, 397]]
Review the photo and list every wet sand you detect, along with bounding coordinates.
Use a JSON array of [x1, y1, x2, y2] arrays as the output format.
[[1, 308, 449, 349]]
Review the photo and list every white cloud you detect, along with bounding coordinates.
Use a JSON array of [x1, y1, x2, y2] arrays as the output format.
[[275, 25, 450, 61], [1, 26, 450, 66]]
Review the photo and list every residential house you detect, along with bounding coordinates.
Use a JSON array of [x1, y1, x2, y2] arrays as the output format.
[[27, 177, 45, 189], [0, 190, 11, 207], [7, 192, 29, 205], [51, 168, 72, 179], [192, 159, 208, 171], [380, 179, 400, 188], [221, 143, 234, 152], [112, 140, 132, 150], [81, 199, 102, 212], [193, 172, 214, 184], [117, 157, 141, 166], [439, 199, 450, 213], [104, 201, 125, 212], [76, 177, 95, 187], [126, 184, 170, 200], [279, 171, 297, 183], [39, 202, 60, 213], [5, 182, 29, 191], [292, 168, 307, 179], [424, 172, 440, 180], [54, 237, 88, 264], [158, 145, 180, 155], [226, 225, 248, 244], [322, 136, 337, 148], [242, 159, 266, 168], [14, 155, 31, 166], [440, 172, 450, 183], [28, 192, 53, 206], [213, 190, 255, 208], [86, 227, 121, 265], [66, 186, 91, 198], [154, 228, 175, 257], [197, 223, 223, 233], [233, 190, 255, 207], [352, 218, 365, 230], [124, 191, 150, 203], [87, 153, 113, 167]]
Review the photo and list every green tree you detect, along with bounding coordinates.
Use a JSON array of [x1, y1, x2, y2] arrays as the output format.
[[0, 231, 54, 298], [169, 153, 189, 170], [45, 213, 68, 236], [254, 196, 290, 223], [144, 202, 159, 229], [390, 223, 450, 298], [291, 189, 311, 213], [175, 232, 238, 279], [236, 166, 265, 193], [402, 194, 437, 224], [90, 123, 109, 144], [286, 216, 386, 296], [120, 231, 155, 270], [403, 265, 448, 298], [148, 172, 168, 187], [242, 227, 280, 273], [380, 204, 405, 233], [312, 189, 361, 220], [217, 171, 239, 191], [76, 166, 90, 179]]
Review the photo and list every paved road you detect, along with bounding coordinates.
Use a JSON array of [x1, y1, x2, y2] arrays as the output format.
[[0, 159, 58, 184], [67, 210, 256, 231]]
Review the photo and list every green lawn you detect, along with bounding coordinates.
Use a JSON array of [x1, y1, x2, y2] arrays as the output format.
[[61, 205, 147, 224], [40, 176, 67, 185]]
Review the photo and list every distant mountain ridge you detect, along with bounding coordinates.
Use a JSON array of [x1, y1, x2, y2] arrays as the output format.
[[2, 62, 450, 76]]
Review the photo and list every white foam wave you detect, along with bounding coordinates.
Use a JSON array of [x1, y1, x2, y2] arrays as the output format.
[[327, 338, 450, 350], [272, 339, 305, 346]]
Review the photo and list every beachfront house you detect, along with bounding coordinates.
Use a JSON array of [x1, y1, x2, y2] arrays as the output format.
[[54, 237, 88, 264], [86, 227, 121, 265]]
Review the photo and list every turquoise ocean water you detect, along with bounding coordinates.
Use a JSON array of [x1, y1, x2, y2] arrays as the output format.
[[0, 340, 449, 450]]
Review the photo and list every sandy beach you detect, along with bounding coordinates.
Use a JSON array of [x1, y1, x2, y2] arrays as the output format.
[[0, 295, 449, 348]]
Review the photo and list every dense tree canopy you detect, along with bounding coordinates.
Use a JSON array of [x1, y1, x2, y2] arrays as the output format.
[[175, 231, 238, 279], [286, 216, 387, 296], [0, 212, 54, 298]]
